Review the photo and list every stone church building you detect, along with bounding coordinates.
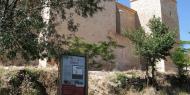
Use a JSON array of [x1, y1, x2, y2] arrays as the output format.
[[51, 0, 179, 72]]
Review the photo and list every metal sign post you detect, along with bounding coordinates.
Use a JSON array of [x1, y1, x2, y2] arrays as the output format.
[[60, 55, 87, 95]]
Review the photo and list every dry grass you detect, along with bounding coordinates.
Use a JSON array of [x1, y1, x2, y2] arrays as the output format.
[[88, 71, 190, 95], [0, 66, 189, 95]]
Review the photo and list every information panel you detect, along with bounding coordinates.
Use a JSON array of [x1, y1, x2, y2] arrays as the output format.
[[60, 55, 87, 95]]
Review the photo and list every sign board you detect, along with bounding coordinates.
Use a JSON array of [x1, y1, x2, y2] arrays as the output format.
[[60, 55, 87, 95]]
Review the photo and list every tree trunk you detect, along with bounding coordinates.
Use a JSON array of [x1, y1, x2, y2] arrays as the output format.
[[178, 66, 184, 77], [151, 59, 157, 87], [57, 60, 62, 95], [151, 63, 155, 80], [145, 59, 150, 86]]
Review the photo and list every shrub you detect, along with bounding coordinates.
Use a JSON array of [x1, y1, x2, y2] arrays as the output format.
[[0, 68, 58, 95], [115, 73, 127, 88], [108, 72, 128, 95], [171, 48, 190, 77]]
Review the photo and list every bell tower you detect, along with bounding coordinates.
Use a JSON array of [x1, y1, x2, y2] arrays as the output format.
[[130, 0, 179, 72]]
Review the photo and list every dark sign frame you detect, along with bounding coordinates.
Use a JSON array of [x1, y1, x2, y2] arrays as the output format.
[[59, 54, 88, 95]]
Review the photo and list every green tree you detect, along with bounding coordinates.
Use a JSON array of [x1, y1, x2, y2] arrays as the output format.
[[173, 32, 190, 77], [68, 37, 116, 70], [180, 32, 190, 52], [0, 0, 110, 61], [124, 16, 176, 83], [171, 47, 190, 77]]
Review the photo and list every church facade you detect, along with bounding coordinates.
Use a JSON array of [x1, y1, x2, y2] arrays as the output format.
[[54, 0, 179, 72]]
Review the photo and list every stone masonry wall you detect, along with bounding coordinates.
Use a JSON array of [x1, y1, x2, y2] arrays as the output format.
[[55, 0, 141, 71], [160, 0, 179, 72]]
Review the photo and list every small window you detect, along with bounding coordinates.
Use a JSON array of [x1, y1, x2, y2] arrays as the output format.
[[170, 11, 172, 16]]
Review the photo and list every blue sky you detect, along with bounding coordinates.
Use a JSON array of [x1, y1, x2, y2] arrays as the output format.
[[117, 0, 190, 48]]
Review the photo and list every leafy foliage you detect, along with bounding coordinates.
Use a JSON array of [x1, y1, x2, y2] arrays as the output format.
[[172, 48, 190, 68], [115, 73, 127, 88], [172, 32, 190, 77], [171, 47, 190, 77], [180, 32, 190, 52], [68, 37, 116, 68], [0, 0, 111, 61], [124, 16, 176, 81], [0, 68, 58, 95]]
